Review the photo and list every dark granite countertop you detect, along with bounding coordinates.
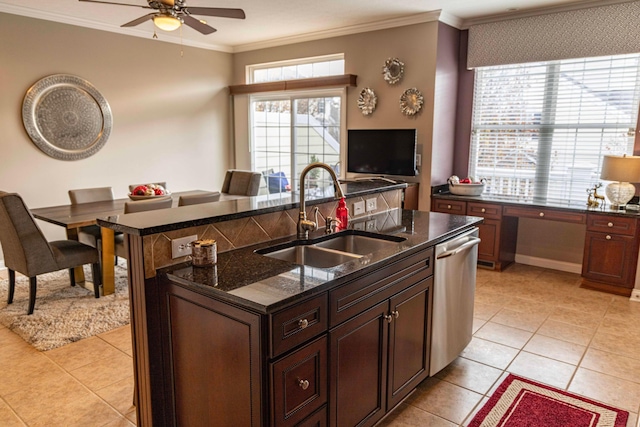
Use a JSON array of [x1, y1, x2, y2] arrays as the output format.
[[98, 180, 407, 236], [162, 210, 482, 314], [431, 190, 640, 218]]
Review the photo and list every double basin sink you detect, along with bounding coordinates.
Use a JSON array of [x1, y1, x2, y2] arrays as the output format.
[[255, 230, 407, 268]]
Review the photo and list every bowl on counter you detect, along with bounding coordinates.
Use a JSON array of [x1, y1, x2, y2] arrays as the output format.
[[127, 192, 171, 201], [448, 182, 484, 196]]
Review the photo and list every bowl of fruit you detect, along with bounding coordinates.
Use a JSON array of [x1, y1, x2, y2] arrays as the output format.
[[448, 176, 485, 196], [128, 184, 171, 200]]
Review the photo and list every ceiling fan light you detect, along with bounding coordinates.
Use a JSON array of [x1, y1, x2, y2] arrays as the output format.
[[153, 15, 182, 32]]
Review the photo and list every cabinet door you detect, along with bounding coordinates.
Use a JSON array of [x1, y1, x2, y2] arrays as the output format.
[[329, 301, 389, 427], [582, 231, 638, 288], [477, 219, 501, 262], [387, 277, 432, 410]]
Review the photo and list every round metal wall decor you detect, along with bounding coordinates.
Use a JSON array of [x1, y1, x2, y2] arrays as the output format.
[[22, 74, 112, 161], [400, 87, 424, 116], [382, 58, 404, 85], [357, 88, 377, 116]]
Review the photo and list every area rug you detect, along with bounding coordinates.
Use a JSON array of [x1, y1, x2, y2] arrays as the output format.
[[469, 374, 628, 427], [0, 262, 130, 351]]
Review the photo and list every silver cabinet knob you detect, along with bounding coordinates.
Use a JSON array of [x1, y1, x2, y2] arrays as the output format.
[[298, 379, 309, 390], [298, 318, 309, 329], [608, 222, 614, 227], [447, 204, 452, 209], [481, 208, 486, 213], [392, 310, 399, 319], [606, 235, 612, 240], [539, 212, 545, 217], [384, 314, 393, 323]]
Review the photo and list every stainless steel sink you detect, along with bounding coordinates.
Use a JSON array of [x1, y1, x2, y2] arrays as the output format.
[[262, 245, 362, 268], [256, 231, 406, 268]]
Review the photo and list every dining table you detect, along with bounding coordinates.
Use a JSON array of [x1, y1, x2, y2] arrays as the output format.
[[30, 190, 212, 295]]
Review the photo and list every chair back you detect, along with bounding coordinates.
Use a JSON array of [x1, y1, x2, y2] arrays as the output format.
[[68, 187, 114, 204], [0, 192, 57, 276], [178, 192, 221, 206], [221, 170, 261, 196], [128, 182, 167, 192], [124, 197, 173, 213]]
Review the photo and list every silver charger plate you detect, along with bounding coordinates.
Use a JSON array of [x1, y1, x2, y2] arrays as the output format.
[[22, 74, 112, 161], [357, 87, 378, 115], [400, 87, 424, 116]]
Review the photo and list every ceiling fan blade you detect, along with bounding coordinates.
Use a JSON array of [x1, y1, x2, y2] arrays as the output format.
[[121, 13, 156, 27], [78, 0, 151, 9], [185, 7, 245, 19], [182, 15, 216, 34]]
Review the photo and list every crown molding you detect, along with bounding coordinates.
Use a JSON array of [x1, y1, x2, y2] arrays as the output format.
[[0, 3, 234, 53], [232, 10, 447, 53], [461, 0, 637, 28]]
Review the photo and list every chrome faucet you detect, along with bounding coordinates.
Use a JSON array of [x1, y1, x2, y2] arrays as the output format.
[[297, 162, 345, 239]]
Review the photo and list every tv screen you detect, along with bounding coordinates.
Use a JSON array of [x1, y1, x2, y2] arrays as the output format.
[[347, 129, 418, 177]]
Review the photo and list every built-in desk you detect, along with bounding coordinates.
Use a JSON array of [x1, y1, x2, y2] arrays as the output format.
[[431, 193, 640, 297]]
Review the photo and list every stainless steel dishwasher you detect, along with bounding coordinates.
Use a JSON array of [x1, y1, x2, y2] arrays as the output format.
[[430, 227, 480, 376]]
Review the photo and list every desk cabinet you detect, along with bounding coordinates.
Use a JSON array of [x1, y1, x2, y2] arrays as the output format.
[[431, 199, 516, 270], [581, 214, 639, 296]]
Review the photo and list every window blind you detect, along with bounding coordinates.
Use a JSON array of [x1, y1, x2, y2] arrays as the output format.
[[469, 53, 640, 203]]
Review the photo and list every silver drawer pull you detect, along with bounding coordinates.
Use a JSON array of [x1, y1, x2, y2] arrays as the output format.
[[606, 235, 612, 240], [298, 379, 310, 390], [298, 318, 309, 329], [608, 222, 614, 227], [539, 212, 545, 217], [481, 208, 486, 213]]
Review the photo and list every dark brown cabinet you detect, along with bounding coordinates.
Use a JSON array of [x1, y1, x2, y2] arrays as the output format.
[[402, 183, 420, 210], [582, 213, 639, 295]]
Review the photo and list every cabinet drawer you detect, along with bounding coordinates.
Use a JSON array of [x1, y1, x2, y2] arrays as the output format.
[[467, 202, 502, 220], [432, 199, 466, 215], [329, 246, 433, 327], [271, 293, 328, 358], [587, 214, 637, 236], [271, 336, 327, 427], [503, 206, 586, 224]]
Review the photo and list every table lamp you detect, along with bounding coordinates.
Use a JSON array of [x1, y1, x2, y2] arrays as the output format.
[[600, 154, 640, 209]]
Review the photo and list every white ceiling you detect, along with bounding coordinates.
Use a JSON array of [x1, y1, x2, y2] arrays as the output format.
[[0, 0, 632, 52]]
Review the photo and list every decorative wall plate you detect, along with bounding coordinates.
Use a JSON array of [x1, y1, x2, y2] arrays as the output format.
[[400, 88, 424, 116], [382, 58, 404, 85], [22, 74, 112, 161], [357, 87, 377, 115]]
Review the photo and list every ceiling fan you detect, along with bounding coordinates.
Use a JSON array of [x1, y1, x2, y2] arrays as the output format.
[[78, 0, 246, 34]]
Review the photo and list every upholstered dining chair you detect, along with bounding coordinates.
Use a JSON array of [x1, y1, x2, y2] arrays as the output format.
[[178, 191, 221, 206], [0, 192, 101, 314], [221, 170, 261, 197], [115, 197, 173, 259]]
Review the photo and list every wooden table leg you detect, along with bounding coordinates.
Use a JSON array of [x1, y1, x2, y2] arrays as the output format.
[[101, 227, 115, 295], [66, 227, 86, 284]]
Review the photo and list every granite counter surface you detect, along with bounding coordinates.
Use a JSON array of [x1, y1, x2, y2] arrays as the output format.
[[162, 210, 482, 314], [98, 180, 407, 236]]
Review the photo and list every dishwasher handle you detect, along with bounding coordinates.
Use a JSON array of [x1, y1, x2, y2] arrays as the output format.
[[436, 237, 481, 259]]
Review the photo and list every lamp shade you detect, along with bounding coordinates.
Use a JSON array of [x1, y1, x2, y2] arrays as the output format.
[[600, 155, 640, 182], [153, 15, 182, 32]]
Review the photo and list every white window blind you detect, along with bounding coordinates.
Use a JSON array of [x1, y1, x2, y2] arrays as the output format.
[[469, 54, 640, 203]]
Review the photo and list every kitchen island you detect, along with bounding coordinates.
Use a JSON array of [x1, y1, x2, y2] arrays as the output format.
[[98, 181, 482, 427]]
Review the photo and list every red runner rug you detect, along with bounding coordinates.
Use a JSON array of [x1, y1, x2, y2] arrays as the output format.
[[468, 374, 628, 427]]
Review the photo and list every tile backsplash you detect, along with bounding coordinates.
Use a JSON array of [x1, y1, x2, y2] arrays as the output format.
[[142, 190, 403, 278]]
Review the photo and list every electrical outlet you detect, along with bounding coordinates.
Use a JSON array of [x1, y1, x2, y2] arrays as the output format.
[[172, 235, 198, 259], [353, 221, 365, 231], [366, 198, 377, 212], [365, 219, 377, 231], [353, 200, 365, 216]]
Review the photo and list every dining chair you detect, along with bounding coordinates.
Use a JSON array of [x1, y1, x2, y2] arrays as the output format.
[[68, 186, 120, 266], [0, 192, 101, 314], [115, 197, 173, 259], [178, 192, 221, 206], [221, 170, 261, 196]]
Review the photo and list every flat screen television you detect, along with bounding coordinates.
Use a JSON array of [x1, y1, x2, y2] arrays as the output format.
[[347, 129, 418, 177]]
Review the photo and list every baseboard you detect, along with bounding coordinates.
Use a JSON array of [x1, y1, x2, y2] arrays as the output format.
[[514, 254, 582, 274], [630, 289, 640, 303]]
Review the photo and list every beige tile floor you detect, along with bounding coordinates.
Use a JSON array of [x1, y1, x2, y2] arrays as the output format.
[[1, 264, 640, 426]]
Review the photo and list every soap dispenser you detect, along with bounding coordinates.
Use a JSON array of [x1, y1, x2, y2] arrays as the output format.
[[336, 197, 349, 231]]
